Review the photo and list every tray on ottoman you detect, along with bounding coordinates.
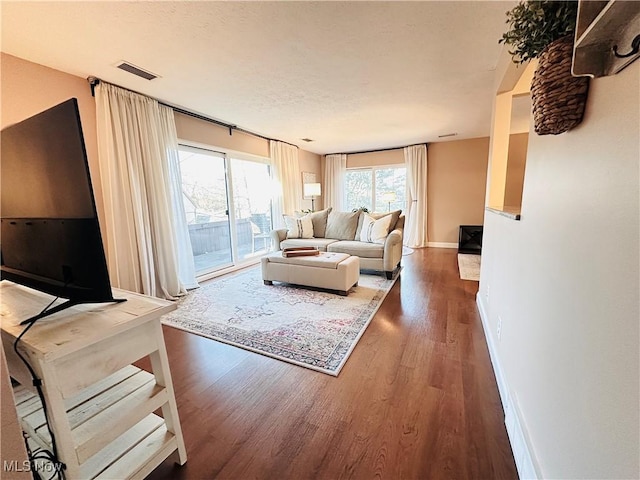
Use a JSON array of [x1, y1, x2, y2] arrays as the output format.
[[261, 251, 360, 296]]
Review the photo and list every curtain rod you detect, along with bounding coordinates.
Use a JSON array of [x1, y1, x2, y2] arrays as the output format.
[[87, 77, 298, 149], [327, 142, 428, 157]]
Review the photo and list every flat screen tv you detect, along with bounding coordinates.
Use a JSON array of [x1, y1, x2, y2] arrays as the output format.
[[1, 98, 124, 325]]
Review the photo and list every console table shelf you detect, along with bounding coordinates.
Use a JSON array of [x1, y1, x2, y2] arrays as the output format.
[[1, 281, 186, 479]]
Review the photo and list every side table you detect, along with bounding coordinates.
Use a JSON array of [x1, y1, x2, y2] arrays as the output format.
[[0, 281, 186, 479]]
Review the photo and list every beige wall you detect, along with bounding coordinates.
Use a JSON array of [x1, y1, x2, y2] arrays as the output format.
[[427, 137, 489, 244], [504, 133, 529, 208], [1, 53, 103, 222], [174, 112, 269, 158], [479, 65, 639, 477], [346, 149, 404, 168]]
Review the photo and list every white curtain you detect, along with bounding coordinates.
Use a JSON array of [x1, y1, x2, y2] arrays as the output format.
[[270, 140, 301, 227], [324, 154, 347, 211], [404, 144, 428, 248], [95, 82, 197, 299], [166, 141, 198, 290]]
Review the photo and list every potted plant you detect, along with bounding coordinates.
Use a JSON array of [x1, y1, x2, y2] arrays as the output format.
[[499, 0, 589, 135]]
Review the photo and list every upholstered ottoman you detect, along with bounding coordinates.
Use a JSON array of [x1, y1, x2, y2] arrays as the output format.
[[261, 251, 360, 296]]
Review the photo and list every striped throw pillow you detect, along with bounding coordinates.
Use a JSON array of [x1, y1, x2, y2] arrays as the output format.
[[283, 214, 314, 239], [359, 213, 392, 244]]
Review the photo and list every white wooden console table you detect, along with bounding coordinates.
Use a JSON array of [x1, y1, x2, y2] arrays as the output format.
[[0, 281, 186, 479]]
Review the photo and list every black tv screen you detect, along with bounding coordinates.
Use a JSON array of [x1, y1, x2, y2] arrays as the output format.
[[1, 98, 119, 316]]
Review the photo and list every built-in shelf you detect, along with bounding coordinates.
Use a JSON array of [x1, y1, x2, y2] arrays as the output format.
[[572, 0, 640, 78]]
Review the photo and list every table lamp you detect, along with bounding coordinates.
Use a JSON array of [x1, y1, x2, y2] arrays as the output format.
[[303, 183, 321, 211], [382, 191, 397, 212]]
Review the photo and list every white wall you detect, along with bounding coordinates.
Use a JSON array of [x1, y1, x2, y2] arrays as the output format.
[[478, 64, 639, 479]]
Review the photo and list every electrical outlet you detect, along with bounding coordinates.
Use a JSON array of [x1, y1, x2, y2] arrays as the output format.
[[497, 315, 503, 340]]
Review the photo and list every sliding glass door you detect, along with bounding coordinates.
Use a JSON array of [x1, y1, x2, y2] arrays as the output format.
[[178, 146, 272, 277], [230, 158, 273, 260], [179, 148, 232, 274]]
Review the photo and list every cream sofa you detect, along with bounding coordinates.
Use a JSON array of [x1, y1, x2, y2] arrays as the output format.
[[270, 208, 404, 279]]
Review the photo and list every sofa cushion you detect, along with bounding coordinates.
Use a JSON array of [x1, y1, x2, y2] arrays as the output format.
[[284, 214, 314, 239], [280, 238, 338, 252], [359, 213, 392, 244], [355, 209, 402, 239], [327, 240, 384, 259], [325, 210, 360, 240], [295, 207, 332, 238]]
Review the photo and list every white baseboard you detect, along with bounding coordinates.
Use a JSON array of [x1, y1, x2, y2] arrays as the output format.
[[476, 293, 539, 480], [476, 295, 508, 406], [426, 242, 458, 249]]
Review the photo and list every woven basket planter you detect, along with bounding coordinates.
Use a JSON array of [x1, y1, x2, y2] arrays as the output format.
[[531, 35, 589, 135]]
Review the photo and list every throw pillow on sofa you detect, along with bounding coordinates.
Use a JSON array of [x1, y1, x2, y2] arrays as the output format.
[[325, 210, 360, 240], [359, 213, 393, 244], [355, 209, 401, 239], [283, 214, 314, 239], [294, 207, 332, 238]]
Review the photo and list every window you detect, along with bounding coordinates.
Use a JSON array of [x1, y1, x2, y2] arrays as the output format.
[[178, 145, 272, 276], [345, 169, 373, 211], [345, 166, 406, 212]]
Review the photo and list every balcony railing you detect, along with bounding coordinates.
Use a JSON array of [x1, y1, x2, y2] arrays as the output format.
[[187, 217, 270, 273]]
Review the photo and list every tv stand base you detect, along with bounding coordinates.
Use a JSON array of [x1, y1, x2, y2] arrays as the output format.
[[19, 297, 127, 325]]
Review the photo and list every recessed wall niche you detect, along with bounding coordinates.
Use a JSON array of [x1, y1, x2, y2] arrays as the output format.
[[504, 94, 531, 210], [487, 59, 536, 219]]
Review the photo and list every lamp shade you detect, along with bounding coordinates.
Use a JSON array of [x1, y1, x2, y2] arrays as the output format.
[[303, 182, 321, 197], [382, 191, 397, 203]]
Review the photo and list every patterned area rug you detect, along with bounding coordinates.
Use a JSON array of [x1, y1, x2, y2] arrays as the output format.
[[458, 253, 481, 281], [162, 266, 398, 376]]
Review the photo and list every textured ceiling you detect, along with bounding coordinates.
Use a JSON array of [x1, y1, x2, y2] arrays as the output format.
[[1, 1, 516, 155]]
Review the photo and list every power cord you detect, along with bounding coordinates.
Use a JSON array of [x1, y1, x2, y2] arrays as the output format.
[[13, 296, 67, 480], [22, 432, 63, 480]]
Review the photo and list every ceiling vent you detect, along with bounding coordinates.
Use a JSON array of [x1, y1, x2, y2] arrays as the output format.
[[301, 138, 314, 142], [116, 61, 159, 81], [438, 133, 458, 138]]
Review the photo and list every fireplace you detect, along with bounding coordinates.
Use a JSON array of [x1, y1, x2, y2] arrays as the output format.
[[458, 225, 483, 255]]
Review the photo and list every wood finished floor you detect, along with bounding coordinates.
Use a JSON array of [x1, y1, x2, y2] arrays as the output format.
[[142, 248, 518, 480]]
